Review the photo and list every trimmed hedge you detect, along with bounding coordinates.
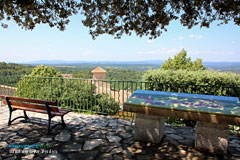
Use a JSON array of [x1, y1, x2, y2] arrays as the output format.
[[143, 69, 240, 128], [143, 69, 240, 97]]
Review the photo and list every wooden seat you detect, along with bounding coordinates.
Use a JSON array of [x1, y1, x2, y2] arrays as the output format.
[[0, 95, 72, 134]]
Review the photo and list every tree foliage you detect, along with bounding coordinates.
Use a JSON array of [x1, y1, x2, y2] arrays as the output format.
[[143, 69, 240, 127], [1, 0, 239, 39], [161, 49, 206, 71], [0, 0, 78, 30], [0, 62, 33, 76], [15, 65, 120, 115], [29, 64, 61, 77], [143, 69, 240, 97]]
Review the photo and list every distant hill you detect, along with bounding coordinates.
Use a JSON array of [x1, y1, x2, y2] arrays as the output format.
[[19, 60, 240, 73], [22, 60, 164, 65], [203, 62, 240, 74], [203, 62, 240, 68], [0, 62, 33, 76]]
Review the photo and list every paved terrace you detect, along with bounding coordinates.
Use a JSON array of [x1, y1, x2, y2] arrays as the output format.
[[0, 106, 240, 160]]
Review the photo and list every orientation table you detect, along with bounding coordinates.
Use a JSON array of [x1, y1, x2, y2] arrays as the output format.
[[123, 90, 240, 153]]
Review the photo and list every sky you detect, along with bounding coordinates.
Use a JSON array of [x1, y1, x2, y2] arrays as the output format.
[[0, 14, 239, 63]]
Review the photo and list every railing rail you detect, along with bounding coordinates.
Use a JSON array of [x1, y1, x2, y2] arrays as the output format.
[[1, 75, 240, 118]]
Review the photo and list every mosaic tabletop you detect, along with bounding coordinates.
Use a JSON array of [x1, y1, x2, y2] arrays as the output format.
[[124, 90, 240, 117]]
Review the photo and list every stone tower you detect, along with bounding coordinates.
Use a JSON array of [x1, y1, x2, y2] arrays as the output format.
[[91, 66, 107, 80]]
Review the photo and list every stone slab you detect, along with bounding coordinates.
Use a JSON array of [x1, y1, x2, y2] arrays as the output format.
[[195, 121, 228, 154], [134, 113, 165, 143]]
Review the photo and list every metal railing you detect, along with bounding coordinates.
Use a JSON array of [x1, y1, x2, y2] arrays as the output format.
[[1, 75, 240, 118]]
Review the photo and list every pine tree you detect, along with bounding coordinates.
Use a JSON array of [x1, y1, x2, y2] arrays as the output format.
[[161, 49, 206, 71]]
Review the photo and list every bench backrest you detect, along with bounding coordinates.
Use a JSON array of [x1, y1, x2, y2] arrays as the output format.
[[0, 95, 59, 112]]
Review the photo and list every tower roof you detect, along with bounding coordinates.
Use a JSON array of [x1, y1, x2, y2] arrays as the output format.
[[91, 66, 107, 73]]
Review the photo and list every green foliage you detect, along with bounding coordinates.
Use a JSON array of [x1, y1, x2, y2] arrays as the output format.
[[106, 68, 143, 90], [106, 68, 142, 81], [144, 69, 240, 127], [0, 0, 78, 31], [161, 49, 206, 71], [30, 65, 61, 77], [0, 62, 33, 76], [143, 69, 240, 97], [55, 66, 93, 79], [15, 65, 63, 100], [92, 94, 120, 115], [1, 1, 239, 39], [15, 65, 120, 115]]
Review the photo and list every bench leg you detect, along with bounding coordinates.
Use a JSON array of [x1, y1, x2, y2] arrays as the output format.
[[23, 111, 29, 120], [8, 109, 12, 126], [47, 117, 52, 135], [61, 115, 66, 128]]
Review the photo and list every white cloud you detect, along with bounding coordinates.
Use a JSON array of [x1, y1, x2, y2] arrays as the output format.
[[178, 36, 184, 40], [173, 36, 184, 41], [83, 50, 93, 56], [189, 50, 236, 55], [147, 39, 153, 43], [189, 34, 204, 39], [147, 50, 158, 54], [137, 51, 144, 55], [167, 48, 177, 53], [142, 48, 178, 55]]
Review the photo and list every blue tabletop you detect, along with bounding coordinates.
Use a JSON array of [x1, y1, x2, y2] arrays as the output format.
[[124, 90, 240, 116]]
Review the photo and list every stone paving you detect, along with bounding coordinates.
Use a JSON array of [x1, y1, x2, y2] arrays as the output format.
[[0, 106, 240, 160]]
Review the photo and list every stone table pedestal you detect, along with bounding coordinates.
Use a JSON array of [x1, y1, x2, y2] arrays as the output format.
[[195, 121, 228, 154], [134, 113, 165, 143]]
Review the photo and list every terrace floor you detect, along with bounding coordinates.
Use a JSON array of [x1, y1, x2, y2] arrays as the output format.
[[0, 106, 240, 160]]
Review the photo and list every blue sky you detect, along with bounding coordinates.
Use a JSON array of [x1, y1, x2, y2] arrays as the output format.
[[0, 14, 239, 63]]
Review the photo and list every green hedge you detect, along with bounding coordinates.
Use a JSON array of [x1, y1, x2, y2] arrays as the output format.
[[143, 69, 240, 128], [15, 76, 120, 115], [143, 69, 240, 97]]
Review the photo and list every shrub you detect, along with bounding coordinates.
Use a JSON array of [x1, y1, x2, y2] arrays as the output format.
[[143, 69, 240, 127], [143, 69, 240, 97], [92, 93, 120, 115], [161, 49, 206, 71], [15, 65, 120, 115]]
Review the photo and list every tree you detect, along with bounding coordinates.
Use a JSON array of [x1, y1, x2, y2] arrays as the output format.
[[15, 65, 120, 115], [1, 1, 239, 39], [29, 64, 61, 77], [0, 0, 78, 31], [161, 49, 206, 71]]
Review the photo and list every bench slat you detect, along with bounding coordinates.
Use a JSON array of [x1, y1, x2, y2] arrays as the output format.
[[0, 95, 56, 106], [10, 101, 59, 112], [11, 105, 70, 116]]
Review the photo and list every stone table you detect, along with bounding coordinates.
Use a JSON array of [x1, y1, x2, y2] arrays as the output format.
[[123, 90, 240, 154]]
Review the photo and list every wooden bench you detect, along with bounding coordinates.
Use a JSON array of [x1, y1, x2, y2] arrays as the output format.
[[0, 95, 71, 134]]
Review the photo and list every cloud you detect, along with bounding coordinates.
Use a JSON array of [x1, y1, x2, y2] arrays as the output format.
[[137, 51, 144, 55], [232, 40, 236, 44], [167, 48, 177, 53], [83, 50, 93, 56], [178, 36, 184, 40], [147, 50, 158, 54], [140, 48, 178, 55], [189, 34, 204, 39], [173, 36, 184, 41], [189, 50, 236, 55], [147, 39, 153, 43]]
